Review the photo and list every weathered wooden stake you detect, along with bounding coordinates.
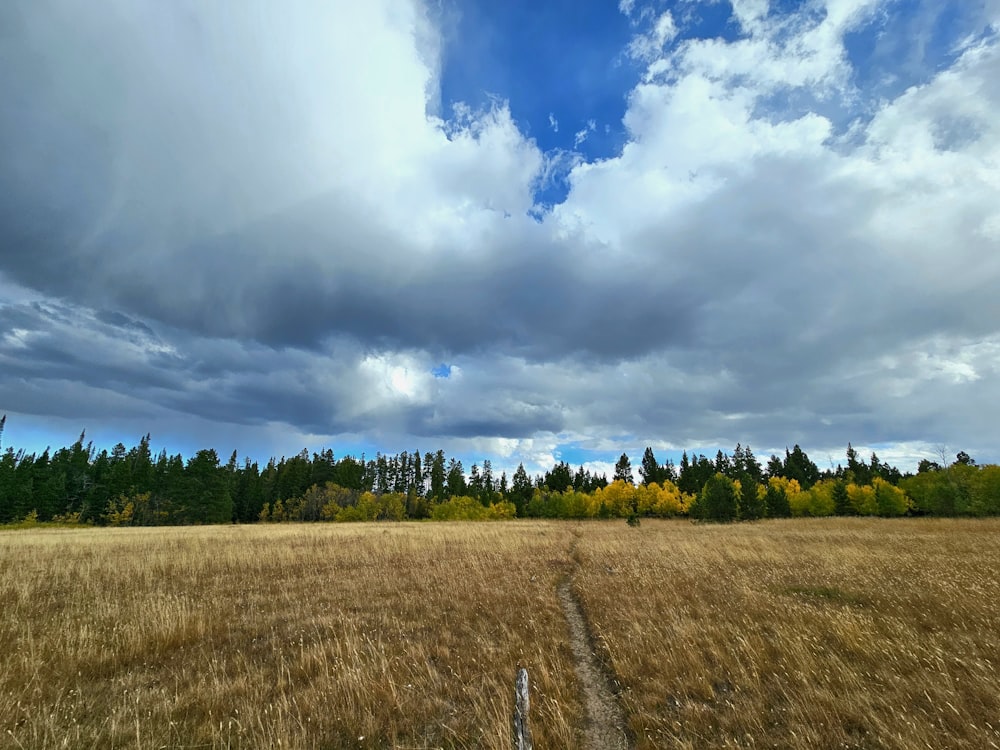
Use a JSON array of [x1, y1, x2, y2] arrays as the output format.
[[513, 667, 533, 750]]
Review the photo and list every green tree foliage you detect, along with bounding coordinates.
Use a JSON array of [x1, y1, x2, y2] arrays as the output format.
[[430, 496, 516, 521], [613, 453, 634, 485], [184, 449, 232, 524], [832, 480, 852, 516], [692, 473, 739, 522], [3, 419, 997, 527], [782, 445, 820, 489], [445, 458, 467, 498], [678, 452, 715, 495], [640, 447, 659, 486], [732, 443, 763, 484], [873, 477, 908, 516], [765, 481, 792, 518], [544, 461, 573, 493], [970, 466, 1000, 515], [902, 462, 978, 516], [739, 477, 764, 520], [510, 463, 533, 516]]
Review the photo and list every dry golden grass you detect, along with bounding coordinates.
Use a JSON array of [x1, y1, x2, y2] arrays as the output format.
[[573, 518, 1000, 749], [2, 518, 999, 749], [0, 523, 582, 749]]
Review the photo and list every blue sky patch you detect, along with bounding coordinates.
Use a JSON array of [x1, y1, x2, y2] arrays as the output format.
[[439, 0, 642, 204]]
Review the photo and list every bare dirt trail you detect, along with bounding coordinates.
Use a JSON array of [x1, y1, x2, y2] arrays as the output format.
[[559, 534, 632, 749]]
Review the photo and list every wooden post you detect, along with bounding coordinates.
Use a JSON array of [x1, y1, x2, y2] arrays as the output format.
[[513, 667, 533, 750]]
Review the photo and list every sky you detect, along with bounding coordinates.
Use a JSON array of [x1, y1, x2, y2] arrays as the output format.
[[1, 0, 999, 479]]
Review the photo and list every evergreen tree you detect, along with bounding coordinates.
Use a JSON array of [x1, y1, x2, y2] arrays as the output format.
[[714, 450, 733, 477], [765, 482, 791, 518], [482, 460, 495, 503], [184, 449, 232, 524], [310, 448, 337, 487], [445, 459, 466, 498], [783, 445, 820, 489], [412, 450, 423, 496], [614, 453, 634, 485], [331, 454, 366, 491], [544, 461, 573, 492], [510, 463, 532, 515], [832, 480, 852, 515], [739, 477, 764, 521], [0, 448, 17, 523], [694, 473, 739, 522], [429, 451, 447, 499], [33, 449, 66, 520], [639, 447, 660, 486], [468, 463, 484, 502], [677, 451, 695, 494], [846, 443, 870, 485], [233, 459, 264, 524]]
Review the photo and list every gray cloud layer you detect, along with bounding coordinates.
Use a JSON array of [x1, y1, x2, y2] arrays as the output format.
[[2, 0, 999, 471]]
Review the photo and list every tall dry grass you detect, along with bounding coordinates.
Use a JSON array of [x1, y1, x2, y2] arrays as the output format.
[[0, 522, 582, 749], [2, 518, 999, 748], [573, 518, 1000, 749]]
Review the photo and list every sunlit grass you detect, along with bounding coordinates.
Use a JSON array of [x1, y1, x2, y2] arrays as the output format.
[[2, 518, 999, 748], [0, 523, 582, 749], [574, 518, 1000, 749]]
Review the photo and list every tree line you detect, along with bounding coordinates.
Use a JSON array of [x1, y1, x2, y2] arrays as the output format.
[[0, 415, 996, 526]]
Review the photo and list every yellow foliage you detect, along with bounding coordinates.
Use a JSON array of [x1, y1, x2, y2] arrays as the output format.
[[105, 494, 145, 526], [318, 483, 362, 521], [847, 483, 876, 515], [872, 477, 909, 516], [768, 476, 802, 498], [430, 496, 516, 521], [485, 501, 517, 519], [635, 482, 686, 517], [795, 480, 836, 517], [270, 498, 287, 522], [594, 480, 637, 518]]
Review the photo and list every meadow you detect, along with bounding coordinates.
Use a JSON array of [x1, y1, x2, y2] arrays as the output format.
[[1, 519, 998, 749]]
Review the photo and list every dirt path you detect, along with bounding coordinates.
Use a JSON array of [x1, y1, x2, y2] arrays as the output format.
[[558, 579, 632, 749]]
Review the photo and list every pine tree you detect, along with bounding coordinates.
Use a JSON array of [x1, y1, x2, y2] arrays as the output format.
[[614, 453, 634, 485], [511, 463, 532, 515], [832, 480, 852, 515], [482, 460, 495, 503], [694, 474, 739, 522], [739, 477, 764, 521], [544, 461, 573, 492], [765, 483, 791, 518], [640, 447, 660, 486], [185, 449, 232, 524], [445, 459, 466, 498]]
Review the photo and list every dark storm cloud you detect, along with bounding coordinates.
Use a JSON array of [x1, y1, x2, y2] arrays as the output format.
[[1, 0, 998, 470], [0, 1, 703, 364]]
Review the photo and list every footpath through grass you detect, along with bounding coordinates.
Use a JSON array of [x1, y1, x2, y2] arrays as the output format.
[[2, 518, 998, 749]]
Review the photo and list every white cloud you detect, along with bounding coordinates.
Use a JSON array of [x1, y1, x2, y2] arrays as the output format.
[[572, 119, 597, 148], [627, 10, 679, 62], [4, 0, 1000, 470]]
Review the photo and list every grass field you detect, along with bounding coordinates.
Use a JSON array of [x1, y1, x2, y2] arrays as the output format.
[[2, 519, 999, 749]]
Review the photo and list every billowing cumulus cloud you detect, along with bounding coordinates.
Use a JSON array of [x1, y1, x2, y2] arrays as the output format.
[[1, 0, 999, 474]]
